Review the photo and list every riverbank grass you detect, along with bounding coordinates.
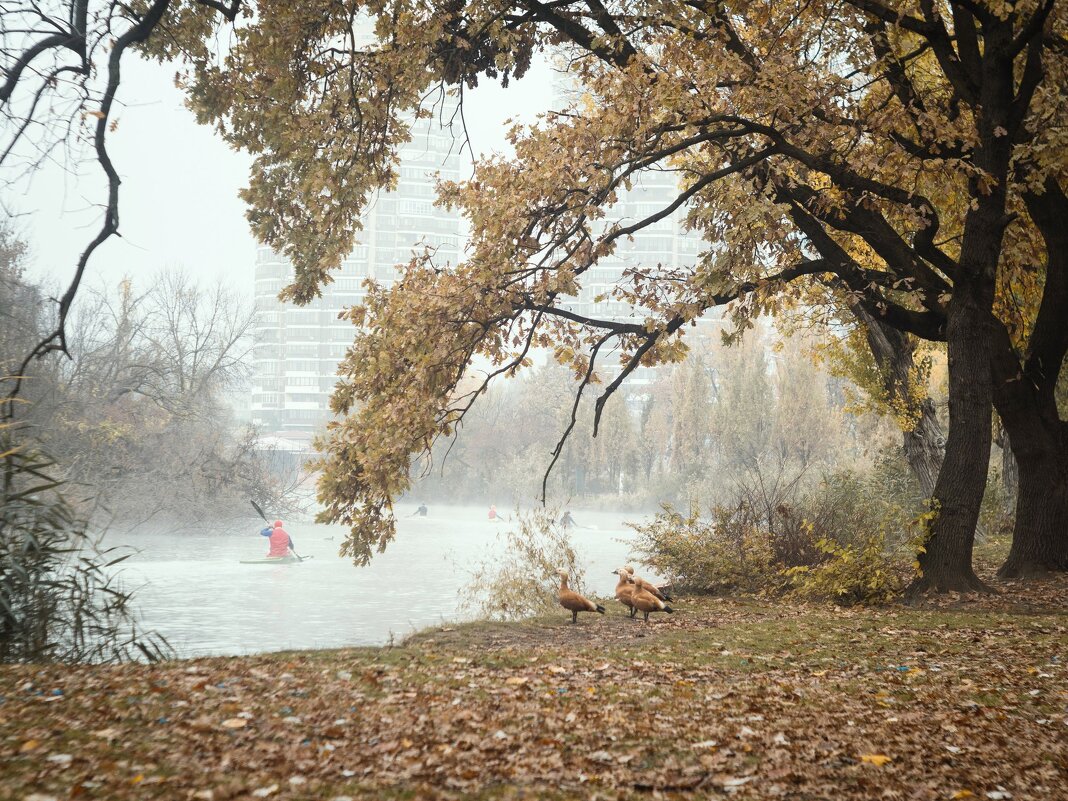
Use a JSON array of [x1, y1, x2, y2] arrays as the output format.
[[2, 576, 1066, 800]]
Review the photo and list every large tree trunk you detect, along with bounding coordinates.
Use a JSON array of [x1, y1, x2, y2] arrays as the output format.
[[1000, 441, 1068, 577], [904, 400, 944, 500], [993, 179, 1068, 578], [995, 378, 1068, 578], [913, 275, 994, 593], [854, 304, 944, 497], [910, 24, 1018, 595]]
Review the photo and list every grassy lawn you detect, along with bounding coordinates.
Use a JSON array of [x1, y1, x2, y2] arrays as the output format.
[[2, 575, 1066, 800]]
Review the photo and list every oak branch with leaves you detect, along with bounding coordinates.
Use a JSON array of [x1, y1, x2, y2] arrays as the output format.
[[11, 1, 1065, 588], [167, 0, 1068, 587]]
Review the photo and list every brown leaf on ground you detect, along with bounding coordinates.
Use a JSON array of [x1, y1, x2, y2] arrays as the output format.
[[2, 573, 1066, 800]]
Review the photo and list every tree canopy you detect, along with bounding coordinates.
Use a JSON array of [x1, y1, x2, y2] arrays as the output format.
[[5, 1, 1065, 584], [158, 0, 1066, 576]]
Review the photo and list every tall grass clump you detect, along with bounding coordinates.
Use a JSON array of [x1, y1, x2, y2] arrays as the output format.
[[1, 425, 168, 663]]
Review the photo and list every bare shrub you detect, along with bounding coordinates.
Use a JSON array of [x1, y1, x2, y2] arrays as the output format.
[[460, 508, 586, 620], [632, 462, 920, 604], [629, 501, 781, 596]]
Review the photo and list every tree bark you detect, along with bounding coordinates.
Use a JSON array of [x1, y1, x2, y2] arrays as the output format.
[[992, 179, 1068, 578], [913, 274, 994, 593], [999, 427, 1018, 517], [903, 400, 944, 500], [910, 22, 1017, 595], [995, 376, 1068, 578], [853, 304, 944, 497], [999, 438, 1068, 577]]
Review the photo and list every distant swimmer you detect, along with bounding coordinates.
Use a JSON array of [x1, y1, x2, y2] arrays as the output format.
[[560, 510, 576, 528]]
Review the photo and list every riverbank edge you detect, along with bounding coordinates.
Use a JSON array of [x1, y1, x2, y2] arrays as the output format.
[[2, 579, 1066, 801]]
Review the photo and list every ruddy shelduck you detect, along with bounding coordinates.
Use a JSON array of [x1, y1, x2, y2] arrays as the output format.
[[556, 570, 605, 624], [630, 582, 675, 623], [612, 567, 638, 618], [624, 565, 673, 602]]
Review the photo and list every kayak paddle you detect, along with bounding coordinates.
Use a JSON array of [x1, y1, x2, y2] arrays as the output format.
[[250, 499, 269, 523]]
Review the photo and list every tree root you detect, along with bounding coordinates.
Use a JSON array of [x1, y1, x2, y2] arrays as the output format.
[[904, 570, 995, 604], [997, 558, 1067, 580]]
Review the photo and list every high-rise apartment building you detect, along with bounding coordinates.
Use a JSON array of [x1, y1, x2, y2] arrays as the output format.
[[252, 63, 719, 438], [250, 110, 462, 436], [551, 74, 720, 388]]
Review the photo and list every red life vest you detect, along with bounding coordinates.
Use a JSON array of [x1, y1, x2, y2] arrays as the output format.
[[267, 526, 291, 558]]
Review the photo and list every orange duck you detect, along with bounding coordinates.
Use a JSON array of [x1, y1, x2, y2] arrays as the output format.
[[556, 570, 605, 624]]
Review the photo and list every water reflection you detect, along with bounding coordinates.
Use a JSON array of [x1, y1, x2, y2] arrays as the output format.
[[116, 505, 647, 657]]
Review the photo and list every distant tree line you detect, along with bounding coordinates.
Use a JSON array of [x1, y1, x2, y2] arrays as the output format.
[[1, 224, 297, 530], [413, 326, 945, 518]]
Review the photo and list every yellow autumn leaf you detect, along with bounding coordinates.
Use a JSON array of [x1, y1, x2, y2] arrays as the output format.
[[859, 754, 892, 767], [19, 739, 41, 752], [221, 717, 247, 729], [951, 791, 975, 799]]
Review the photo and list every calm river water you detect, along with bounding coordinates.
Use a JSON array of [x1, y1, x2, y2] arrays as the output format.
[[116, 505, 650, 657]]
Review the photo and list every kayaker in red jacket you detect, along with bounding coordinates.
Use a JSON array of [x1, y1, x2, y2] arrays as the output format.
[[266, 520, 295, 558]]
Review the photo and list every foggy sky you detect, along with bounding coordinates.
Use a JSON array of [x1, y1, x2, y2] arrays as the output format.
[[13, 53, 555, 296]]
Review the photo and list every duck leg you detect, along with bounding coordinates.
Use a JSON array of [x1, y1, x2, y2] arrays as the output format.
[[571, 610, 578, 624]]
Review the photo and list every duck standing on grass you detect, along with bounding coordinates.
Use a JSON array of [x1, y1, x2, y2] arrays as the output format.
[[631, 582, 674, 623], [625, 565, 673, 602], [556, 570, 605, 624], [612, 568, 638, 618]]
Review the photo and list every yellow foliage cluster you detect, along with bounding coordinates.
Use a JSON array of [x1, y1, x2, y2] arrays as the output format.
[[145, 1, 1068, 561], [784, 533, 903, 605]]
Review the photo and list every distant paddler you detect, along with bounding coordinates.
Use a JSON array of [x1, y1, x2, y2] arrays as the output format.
[[260, 519, 297, 560], [249, 500, 307, 562], [559, 510, 596, 529]]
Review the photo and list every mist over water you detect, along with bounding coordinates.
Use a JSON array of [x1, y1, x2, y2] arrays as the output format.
[[114, 505, 648, 657]]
